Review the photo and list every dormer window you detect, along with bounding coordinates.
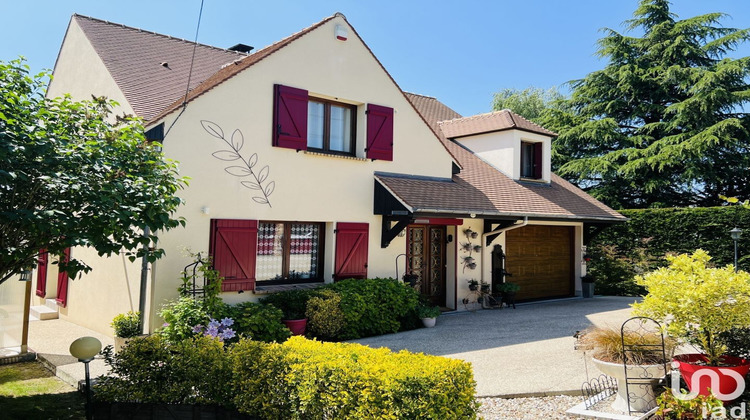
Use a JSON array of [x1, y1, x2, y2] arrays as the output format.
[[308, 98, 356, 155], [520, 141, 542, 180]]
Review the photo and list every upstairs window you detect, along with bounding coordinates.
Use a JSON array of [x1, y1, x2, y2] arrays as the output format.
[[273, 84, 394, 160], [520, 141, 542, 179], [307, 99, 356, 155]]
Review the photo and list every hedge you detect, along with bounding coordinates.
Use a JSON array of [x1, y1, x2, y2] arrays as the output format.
[[589, 206, 750, 295], [231, 336, 478, 419], [319, 278, 421, 340], [95, 335, 233, 406]]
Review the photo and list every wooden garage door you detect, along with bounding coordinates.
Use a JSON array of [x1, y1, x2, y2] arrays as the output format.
[[505, 226, 573, 301]]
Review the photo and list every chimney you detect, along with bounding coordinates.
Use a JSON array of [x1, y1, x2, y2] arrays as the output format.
[[228, 43, 254, 53]]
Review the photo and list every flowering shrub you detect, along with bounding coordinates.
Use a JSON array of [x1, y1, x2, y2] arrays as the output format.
[[158, 297, 209, 343], [192, 317, 236, 343]]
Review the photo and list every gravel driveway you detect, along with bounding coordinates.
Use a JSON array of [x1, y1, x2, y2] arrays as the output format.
[[353, 296, 639, 397]]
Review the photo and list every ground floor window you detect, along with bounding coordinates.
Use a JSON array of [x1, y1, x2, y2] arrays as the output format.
[[256, 221, 324, 283]]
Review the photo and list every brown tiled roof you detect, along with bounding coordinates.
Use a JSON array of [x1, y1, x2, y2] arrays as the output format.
[[148, 14, 339, 124], [71, 14, 247, 121], [376, 173, 499, 215], [400, 94, 624, 221], [438, 109, 557, 138]]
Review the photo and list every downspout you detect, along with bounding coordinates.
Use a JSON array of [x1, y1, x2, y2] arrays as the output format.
[[138, 226, 150, 334], [480, 217, 528, 281]]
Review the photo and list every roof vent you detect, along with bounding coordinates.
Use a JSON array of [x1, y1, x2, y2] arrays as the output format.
[[228, 43, 254, 53]]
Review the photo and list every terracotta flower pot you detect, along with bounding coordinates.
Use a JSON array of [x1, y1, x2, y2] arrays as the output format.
[[673, 353, 750, 402], [282, 318, 307, 336]]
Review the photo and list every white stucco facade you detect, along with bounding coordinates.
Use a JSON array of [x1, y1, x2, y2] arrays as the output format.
[[35, 13, 616, 336]]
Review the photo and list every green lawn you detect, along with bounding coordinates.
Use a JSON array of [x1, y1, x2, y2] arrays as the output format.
[[0, 361, 85, 419]]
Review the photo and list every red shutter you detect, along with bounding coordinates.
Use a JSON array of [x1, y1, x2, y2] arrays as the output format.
[[366, 104, 394, 161], [334, 222, 369, 281], [209, 219, 258, 292], [273, 84, 308, 150], [534, 142, 543, 179], [56, 248, 70, 307], [36, 249, 48, 297]]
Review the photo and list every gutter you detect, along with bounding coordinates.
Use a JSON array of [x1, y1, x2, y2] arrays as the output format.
[[413, 207, 625, 223]]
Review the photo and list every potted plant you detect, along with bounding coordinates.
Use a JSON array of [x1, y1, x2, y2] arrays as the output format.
[[417, 304, 441, 328], [260, 289, 311, 336], [581, 274, 595, 298], [496, 282, 520, 308], [578, 326, 676, 412], [403, 273, 419, 288], [111, 311, 142, 352], [467, 279, 479, 291], [632, 250, 750, 402]]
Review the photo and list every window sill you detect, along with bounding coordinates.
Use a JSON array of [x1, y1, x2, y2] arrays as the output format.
[[253, 282, 323, 295], [518, 177, 548, 184], [304, 150, 367, 161]]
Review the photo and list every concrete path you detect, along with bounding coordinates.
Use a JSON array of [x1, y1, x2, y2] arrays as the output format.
[[28, 318, 113, 388], [353, 296, 640, 397]]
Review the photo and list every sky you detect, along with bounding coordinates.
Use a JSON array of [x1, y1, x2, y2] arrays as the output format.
[[1, 0, 749, 117]]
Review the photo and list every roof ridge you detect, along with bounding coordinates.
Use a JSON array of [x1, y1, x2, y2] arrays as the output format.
[[504, 109, 554, 133], [72, 13, 250, 57], [437, 109, 510, 125], [403, 91, 437, 100], [506, 110, 518, 129]]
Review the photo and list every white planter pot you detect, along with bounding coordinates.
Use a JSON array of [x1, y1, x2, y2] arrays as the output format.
[[421, 317, 437, 328], [592, 358, 666, 413]]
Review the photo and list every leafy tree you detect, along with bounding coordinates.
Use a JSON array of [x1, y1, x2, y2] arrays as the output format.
[[491, 86, 567, 122], [543, 0, 750, 209], [0, 58, 187, 284]]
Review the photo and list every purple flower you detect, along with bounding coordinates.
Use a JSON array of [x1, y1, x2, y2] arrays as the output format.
[[162, 322, 169, 327], [220, 329, 236, 340], [192, 324, 204, 333], [206, 326, 219, 337], [208, 319, 221, 329], [221, 317, 234, 327]]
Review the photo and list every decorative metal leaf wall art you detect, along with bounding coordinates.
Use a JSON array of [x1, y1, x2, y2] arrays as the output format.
[[201, 120, 274, 207]]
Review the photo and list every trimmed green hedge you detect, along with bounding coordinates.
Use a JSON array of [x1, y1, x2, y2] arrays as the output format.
[[231, 336, 478, 419], [589, 206, 750, 295], [95, 335, 233, 406], [95, 336, 478, 419], [319, 278, 421, 340]]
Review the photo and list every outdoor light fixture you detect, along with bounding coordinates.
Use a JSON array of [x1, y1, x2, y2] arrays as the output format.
[[70, 336, 102, 420], [18, 267, 31, 282], [731, 227, 742, 272]]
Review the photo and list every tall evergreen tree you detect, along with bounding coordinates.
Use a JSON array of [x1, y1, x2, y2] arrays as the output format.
[[542, 0, 750, 209]]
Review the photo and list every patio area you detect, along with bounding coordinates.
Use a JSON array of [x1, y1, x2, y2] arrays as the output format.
[[353, 296, 646, 397]]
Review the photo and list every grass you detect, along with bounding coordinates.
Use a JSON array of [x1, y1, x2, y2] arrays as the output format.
[[0, 361, 85, 419]]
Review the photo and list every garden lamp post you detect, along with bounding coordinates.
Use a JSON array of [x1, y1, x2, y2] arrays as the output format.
[[69, 336, 102, 420], [730, 227, 742, 272]]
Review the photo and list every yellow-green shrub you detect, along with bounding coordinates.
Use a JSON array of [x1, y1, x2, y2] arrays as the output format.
[[230, 336, 478, 419], [633, 250, 750, 364]]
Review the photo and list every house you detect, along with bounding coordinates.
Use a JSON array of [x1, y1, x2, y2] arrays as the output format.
[[36, 13, 625, 336]]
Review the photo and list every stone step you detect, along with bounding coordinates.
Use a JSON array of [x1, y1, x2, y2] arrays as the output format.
[[30, 305, 58, 320], [44, 298, 59, 311]]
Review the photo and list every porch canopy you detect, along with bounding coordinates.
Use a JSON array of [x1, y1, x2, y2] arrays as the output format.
[[374, 172, 626, 248]]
